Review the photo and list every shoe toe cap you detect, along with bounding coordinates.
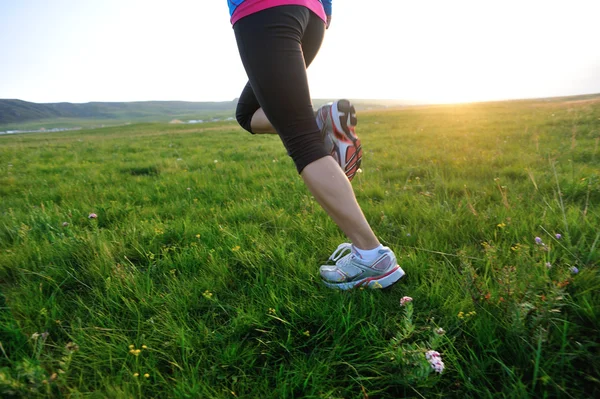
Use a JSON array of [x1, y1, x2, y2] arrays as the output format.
[[319, 266, 347, 283]]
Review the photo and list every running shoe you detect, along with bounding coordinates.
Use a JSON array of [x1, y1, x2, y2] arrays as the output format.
[[316, 99, 362, 181], [320, 243, 405, 290]]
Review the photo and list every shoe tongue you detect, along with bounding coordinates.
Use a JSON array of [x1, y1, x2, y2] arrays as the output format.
[[351, 245, 363, 259]]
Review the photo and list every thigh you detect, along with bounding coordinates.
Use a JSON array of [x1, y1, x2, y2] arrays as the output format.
[[235, 7, 325, 123]]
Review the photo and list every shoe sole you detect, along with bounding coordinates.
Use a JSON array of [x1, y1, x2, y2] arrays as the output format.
[[323, 266, 406, 290], [330, 100, 362, 180]]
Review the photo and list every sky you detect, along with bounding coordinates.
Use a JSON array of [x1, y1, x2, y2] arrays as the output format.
[[1, 0, 599, 104]]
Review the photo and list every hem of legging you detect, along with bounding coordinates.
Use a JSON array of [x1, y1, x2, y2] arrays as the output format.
[[296, 152, 330, 174], [241, 124, 254, 134]]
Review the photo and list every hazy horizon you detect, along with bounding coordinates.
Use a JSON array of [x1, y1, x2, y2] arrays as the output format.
[[5, 92, 600, 107]]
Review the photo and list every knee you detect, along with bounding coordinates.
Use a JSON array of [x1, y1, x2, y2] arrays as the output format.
[[236, 103, 254, 134]]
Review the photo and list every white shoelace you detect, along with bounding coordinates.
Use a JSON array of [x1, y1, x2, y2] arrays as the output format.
[[328, 243, 353, 263], [328, 243, 364, 278], [328, 243, 352, 261]]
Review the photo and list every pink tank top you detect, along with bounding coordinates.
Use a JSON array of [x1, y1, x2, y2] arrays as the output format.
[[231, 0, 327, 25]]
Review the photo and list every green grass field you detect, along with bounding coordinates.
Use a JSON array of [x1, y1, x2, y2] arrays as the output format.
[[1, 97, 599, 398]]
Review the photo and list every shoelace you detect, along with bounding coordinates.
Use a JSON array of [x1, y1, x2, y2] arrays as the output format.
[[328, 243, 352, 262], [328, 243, 357, 270]]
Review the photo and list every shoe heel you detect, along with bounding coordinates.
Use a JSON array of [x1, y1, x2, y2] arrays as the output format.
[[332, 100, 358, 140], [335, 100, 357, 128]]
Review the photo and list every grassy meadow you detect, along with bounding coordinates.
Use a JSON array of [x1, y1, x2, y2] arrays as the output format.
[[0, 97, 599, 398]]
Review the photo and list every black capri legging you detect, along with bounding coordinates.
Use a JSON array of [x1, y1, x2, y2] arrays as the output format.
[[233, 5, 330, 173]]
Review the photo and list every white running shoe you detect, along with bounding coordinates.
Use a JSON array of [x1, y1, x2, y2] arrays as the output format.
[[316, 99, 362, 181], [320, 243, 405, 290]]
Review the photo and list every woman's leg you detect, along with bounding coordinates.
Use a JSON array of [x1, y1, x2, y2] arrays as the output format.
[[302, 156, 380, 249], [233, 6, 380, 249]]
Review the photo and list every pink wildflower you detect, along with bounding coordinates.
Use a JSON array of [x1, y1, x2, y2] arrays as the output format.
[[425, 350, 445, 374], [88, 213, 97, 219], [400, 296, 413, 306]]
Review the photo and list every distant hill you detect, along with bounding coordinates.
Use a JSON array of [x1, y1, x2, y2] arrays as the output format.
[[0, 99, 238, 125], [0, 98, 419, 127]]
